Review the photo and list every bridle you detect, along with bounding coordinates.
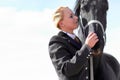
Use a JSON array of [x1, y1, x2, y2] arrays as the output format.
[[79, 15, 106, 45]]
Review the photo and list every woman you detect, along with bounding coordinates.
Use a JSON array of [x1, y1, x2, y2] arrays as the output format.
[[48, 7, 99, 80]]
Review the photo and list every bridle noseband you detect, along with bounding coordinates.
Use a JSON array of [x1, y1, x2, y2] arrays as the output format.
[[79, 15, 106, 45]]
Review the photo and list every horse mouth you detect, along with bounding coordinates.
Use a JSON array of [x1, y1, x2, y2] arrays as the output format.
[[92, 48, 102, 56]]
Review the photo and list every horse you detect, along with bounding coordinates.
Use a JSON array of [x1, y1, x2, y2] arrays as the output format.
[[74, 0, 120, 80], [74, 0, 108, 55]]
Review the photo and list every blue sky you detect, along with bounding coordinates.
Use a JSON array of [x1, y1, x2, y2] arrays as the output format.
[[0, 0, 120, 80], [0, 0, 119, 28], [0, 0, 75, 10]]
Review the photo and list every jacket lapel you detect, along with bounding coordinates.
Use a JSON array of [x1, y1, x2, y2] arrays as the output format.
[[58, 31, 82, 49]]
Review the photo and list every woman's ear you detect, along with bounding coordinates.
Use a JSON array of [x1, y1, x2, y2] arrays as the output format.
[[59, 21, 64, 27], [58, 21, 64, 28]]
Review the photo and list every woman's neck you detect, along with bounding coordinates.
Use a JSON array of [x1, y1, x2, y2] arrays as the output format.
[[61, 29, 73, 34]]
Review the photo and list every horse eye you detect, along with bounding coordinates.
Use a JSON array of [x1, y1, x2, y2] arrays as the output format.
[[81, 5, 89, 12], [81, 0, 89, 12]]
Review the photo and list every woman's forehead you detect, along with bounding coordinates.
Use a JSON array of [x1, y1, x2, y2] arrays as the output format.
[[63, 8, 72, 14]]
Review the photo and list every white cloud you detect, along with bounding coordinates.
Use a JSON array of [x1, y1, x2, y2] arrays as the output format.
[[104, 28, 120, 61], [0, 7, 58, 80]]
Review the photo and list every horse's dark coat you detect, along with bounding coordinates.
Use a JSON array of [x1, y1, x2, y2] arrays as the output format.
[[74, 0, 120, 80]]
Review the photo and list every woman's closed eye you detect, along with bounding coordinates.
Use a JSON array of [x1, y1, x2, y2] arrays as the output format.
[[70, 14, 74, 18]]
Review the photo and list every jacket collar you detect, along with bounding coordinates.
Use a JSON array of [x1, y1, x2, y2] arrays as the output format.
[[58, 31, 82, 49]]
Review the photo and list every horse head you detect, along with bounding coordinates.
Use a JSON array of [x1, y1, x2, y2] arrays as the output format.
[[74, 0, 108, 55]]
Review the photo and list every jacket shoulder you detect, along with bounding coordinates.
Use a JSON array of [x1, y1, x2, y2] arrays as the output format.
[[49, 35, 69, 46]]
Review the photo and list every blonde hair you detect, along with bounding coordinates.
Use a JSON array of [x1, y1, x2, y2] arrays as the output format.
[[53, 6, 68, 29]]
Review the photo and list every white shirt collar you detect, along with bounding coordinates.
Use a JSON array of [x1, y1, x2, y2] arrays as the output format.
[[62, 31, 76, 39]]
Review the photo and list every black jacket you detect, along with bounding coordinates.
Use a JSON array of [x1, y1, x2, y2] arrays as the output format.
[[48, 31, 120, 80]]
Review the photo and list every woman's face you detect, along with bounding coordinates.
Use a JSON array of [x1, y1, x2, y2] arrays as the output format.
[[60, 8, 78, 33]]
